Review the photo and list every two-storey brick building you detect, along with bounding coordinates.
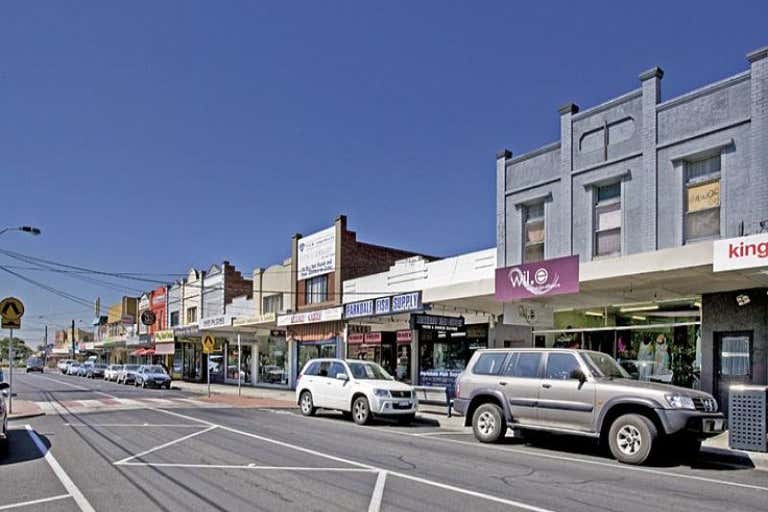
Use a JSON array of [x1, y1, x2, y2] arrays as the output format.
[[496, 46, 768, 410]]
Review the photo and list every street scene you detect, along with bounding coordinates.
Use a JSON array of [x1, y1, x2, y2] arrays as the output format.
[[2, 2, 768, 511]]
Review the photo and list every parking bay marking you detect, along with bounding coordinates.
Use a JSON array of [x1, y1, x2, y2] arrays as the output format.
[[0, 494, 71, 511], [146, 407, 557, 512], [113, 425, 218, 465], [25, 425, 96, 512]]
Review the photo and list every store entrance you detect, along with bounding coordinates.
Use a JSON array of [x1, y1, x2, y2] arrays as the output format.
[[296, 340, 337, 376], [714, 331, 753, 416]]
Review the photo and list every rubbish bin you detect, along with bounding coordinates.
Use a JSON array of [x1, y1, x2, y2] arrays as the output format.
[[728, 385, 767, 452]]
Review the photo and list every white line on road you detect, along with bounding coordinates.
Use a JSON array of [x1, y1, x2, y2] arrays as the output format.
[[25, 425, 95, 512], [65, 423, 202, 428], [119, 462, 376, 471], [113, 425, 217, 465], [151, 408, 557, 512], [0, 494, 71, 511], [368, 470, 387, 512]]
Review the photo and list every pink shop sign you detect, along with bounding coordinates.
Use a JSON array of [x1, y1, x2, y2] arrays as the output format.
[[495, 255, 579, 301]]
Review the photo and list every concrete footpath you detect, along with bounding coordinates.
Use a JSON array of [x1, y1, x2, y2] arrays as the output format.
[[174, 380, 768, 471]]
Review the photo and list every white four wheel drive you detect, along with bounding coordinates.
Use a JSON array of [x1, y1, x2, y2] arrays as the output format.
[[296, 359, 417, 425]]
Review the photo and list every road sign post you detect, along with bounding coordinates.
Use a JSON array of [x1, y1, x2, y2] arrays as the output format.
[[1, 297, 25, 415], [202, 334, 215, 398]]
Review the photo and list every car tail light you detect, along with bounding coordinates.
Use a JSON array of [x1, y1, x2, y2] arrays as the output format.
[[455, 380, 461, 399]]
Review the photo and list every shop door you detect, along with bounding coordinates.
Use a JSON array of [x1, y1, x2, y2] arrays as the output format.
[[395, 344, 411, 383], [380, 340, 396, 377], [714, 331, 753, 416]]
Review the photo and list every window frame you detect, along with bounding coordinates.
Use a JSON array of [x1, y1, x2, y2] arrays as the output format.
[[684, 154, 721, 244], [503, 351, 543, 379], [522, 202, 546, 263], [593, 182, 622, 259], [263, 294, 283, 314], [305, 275, 329, 305], [186, 306, 197, 324], [471, 352, 510, 376], [544, 352, 583, 381]]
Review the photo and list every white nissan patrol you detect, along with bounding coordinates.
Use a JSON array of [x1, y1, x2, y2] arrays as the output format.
[[296, 359, 417, 425]]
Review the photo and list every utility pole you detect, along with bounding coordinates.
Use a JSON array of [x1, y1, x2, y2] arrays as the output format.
[[71, 319, 76, 360], [43, 325, 48, 368], [8, 328, 14, 414]]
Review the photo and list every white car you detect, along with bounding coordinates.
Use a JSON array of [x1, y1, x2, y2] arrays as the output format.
[[296, 359, 417, 425], [104, 364, 123, 381], [57, 359, 75, 373]]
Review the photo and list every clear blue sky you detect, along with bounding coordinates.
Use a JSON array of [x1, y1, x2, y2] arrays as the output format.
[[2, 1, 766, 342]]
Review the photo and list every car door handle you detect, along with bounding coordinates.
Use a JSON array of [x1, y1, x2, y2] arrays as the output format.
[[498, 381, 508, 386], [542, 383, 552, 389]]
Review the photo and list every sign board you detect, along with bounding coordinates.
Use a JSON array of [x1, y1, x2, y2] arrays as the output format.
[[344, 291, 422, 319], [713, 233, 768, 272], [396, 330, 412, 344], [0, 297, 24, 329], [121, 315, 135, 325], [495, 255, 580, 301], [297, 226, 336, 280], [199, 314, 232, 330], [202, 335, 216, 354], [277, 307, 343, 327], [687, 180, 720, 212], [232, 312, 277, 327], [410, 314, 464, 332], [348, 333, 365, 344], [140, 310, 157, 326], [153, 330, 175, 343], [363, 332, 382, 343]]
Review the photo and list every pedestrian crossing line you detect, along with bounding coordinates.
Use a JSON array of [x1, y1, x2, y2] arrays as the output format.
[[78, 400, 104, 407], [30, 397, 228, 415]]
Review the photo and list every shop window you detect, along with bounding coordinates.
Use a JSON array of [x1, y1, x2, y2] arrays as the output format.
[[719, 335, 750, 376], [523, 202, 545, 263], [186, 306, 197, 324], [593, 182, 621, 258], [305, 275, 329, 304], [685, 154, 721, 243], [545, 353, 581, 380], [170, 311, 179, 327], [472, 353, 508, 375], [263, 294, 283, 314], [505, 352, 542, 378]]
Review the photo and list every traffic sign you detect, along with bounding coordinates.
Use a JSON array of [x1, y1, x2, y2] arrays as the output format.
[[202, 335, 215, 354], [0, 297, 24, 329]]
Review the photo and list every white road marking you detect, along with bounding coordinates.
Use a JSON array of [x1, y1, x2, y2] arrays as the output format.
[[151, 408, 557, 512], [113, 425, 217, 465], [413, 431, 473, 437], [368, 470, 387, 512], [25, 425, 95, 512], [78, 400, 103, 407], [65, 423, 201, 428], [118, 462, 376, 471], [142, 398, 174, 404], [0, 494, 71, 511]]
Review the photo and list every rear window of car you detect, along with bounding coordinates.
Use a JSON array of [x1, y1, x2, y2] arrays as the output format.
[[504, 352, 542, 378], [472, 353, 508, 375], [303, 361, 320, 376]]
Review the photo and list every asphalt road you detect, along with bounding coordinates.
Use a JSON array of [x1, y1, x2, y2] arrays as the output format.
[[2, 371, 766, 512]]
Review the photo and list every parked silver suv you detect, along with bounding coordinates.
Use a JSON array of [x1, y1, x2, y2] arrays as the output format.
[[453, 348, 725, 465]]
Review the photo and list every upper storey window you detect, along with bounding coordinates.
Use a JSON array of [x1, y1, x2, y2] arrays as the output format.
[[685, 154, 721, 243], [523, 202, 545, 263]]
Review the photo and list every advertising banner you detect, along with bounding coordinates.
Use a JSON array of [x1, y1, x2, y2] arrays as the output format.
[[344, 291, 422, 319], [153, 330, 174, 343], [277, 306, 343, 327], [713, 233, 768, 272], [297, 226, 336, 280], [495, 255, 579, 301]]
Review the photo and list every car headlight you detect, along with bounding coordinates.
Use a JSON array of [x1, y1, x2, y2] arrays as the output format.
[[665, 394, 695, 410], [373, 389, 391, 398]]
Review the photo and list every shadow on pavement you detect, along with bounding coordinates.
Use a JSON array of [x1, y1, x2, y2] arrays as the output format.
[[0, 428, 50, 466]]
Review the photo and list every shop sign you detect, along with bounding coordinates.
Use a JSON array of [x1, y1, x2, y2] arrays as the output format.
[[121, 315, 135, 325], [125, 335, 141, 347], [173, 325, 201, 337], [153, 330, 174, 343], [277, 307, 343, 326], [411, 314, 464, 332], [297, 226, 336, 280], [84, 342, 95, 350], [396, 330, 412, 343], [419, 369, 462, 398], [713, 233, 768, 272], [344, 291, 422, 319], [151, 292, 166, 306], [270, 329, 285, 337], [199, 314, 232, 330], [495, 255, 579, 301], [687, 180, 720, 212], [140, 310, 156, 326], [154, 342, 175, 355], [232, 312, 277, 327], [348, 333, 365, 344], [364, 332, 382, 343]]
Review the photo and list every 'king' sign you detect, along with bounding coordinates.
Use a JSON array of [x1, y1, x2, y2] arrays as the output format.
[[495, 255, 580, 301]]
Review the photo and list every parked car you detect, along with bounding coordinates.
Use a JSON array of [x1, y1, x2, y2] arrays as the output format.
[[66, 362, 82, 376], [296, 359, 417, 425], [25, 357, 44, 373], [104, 364, 123, 381], [135, 365, 172, 389], [453, 348, 725, 465], [86, 364, 108, 379], [0, 382, 8, 453], [57, 359, 75, 373], [117, 364, 140, 385], [77, 362, 93, 377]]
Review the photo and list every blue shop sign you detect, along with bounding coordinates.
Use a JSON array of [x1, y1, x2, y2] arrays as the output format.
[[344, 291, 422, 319]]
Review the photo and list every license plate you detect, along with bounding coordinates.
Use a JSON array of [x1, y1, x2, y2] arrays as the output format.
[[399, 401, 410, 407]]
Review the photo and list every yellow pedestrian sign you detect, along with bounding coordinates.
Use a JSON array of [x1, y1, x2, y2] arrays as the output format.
[[0, 297, 24, 329], [202, 335, 215, 354]]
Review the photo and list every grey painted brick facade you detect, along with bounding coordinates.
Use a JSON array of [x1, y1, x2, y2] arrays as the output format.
[[497, 47, 768, 266]]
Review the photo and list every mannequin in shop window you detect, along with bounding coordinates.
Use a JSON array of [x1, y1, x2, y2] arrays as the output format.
[[652, 334, 671, 382], [637, 337, 654, 381]]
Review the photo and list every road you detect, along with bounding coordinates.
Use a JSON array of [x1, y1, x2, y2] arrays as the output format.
[[2, 371, 766, 512]]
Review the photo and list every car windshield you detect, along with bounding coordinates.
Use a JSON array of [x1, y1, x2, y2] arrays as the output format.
[[147, 365, 166, 374], [583, 352, 631, 379], [347, 362, 393, 380], [125, 365, 139, 370], [95, 364, 107, 369]]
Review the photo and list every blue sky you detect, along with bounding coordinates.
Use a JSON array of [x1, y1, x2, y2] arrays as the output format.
[[1, 1, 766, 342]]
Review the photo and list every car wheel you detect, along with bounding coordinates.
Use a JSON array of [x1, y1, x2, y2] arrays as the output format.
[[299, 391, 316, 416], [472, 403, 507, 443], [397, 413, 415, 425], [608, 414, 657, 465], [352, 396, 371, 425]]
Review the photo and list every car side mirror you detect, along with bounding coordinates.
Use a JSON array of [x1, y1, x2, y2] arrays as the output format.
[[336, 373, 349, 381]]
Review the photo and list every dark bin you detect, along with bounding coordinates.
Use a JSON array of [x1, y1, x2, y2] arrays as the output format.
[[728, 385, 767, 452]]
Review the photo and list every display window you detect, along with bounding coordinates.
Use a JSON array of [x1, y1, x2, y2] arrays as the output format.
[[258, 335, 288, 386], [418, 325, 488, 396], [296, 340, 338, 376]]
